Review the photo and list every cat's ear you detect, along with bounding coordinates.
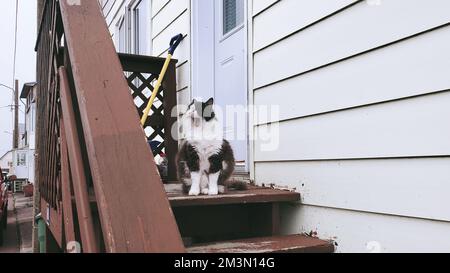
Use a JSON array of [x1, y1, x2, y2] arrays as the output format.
[[205, 97, 214, 106], [188, 99, 197, 109]]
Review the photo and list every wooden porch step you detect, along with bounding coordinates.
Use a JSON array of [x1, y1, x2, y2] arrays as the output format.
[[85, 184, 300, 208], [187, 235, 334, 253], [165, 184, 300, 208]]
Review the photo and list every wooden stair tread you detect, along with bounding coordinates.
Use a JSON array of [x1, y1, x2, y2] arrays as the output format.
[[165, 184, 300, 208], [187, 235, 334, 253], [84, 184, 300, 208]]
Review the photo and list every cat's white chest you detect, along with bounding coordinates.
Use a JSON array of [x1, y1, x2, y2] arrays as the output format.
[[191, 140, 223, 173], [192, 140, 222, 157], [188, 122, 223, 158]]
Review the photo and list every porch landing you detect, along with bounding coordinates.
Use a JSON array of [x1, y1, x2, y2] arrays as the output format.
[[188, 235, 334, 254], [165, 184, 301, 207]]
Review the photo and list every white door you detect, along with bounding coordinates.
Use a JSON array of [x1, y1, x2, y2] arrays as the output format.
[[214, 0, 247, 170], [192, 0, 248, 171]]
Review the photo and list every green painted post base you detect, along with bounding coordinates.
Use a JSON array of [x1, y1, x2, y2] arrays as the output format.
[[35, 213, 46, 253]]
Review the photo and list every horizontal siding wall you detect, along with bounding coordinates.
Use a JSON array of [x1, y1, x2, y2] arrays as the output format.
[[253, 0, 279, 16], [254, 0, 450, 88], [103, 0, 125, 33], [254, 25, 450, 125], [252, 0, 450, 252], [152, 0, 191, 108], [253, 0, 357, 51], [101, 0, 191, 108], [255, 91, 450, 161], [280, 204, 450, 253], [257, 158, 450, 222]]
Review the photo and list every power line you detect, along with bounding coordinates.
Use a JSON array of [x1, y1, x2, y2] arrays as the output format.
[[11, 0, 19, 135], [0, 83, 14, 92], [12, 0, 19, 87], [12, 1, 27, 109]]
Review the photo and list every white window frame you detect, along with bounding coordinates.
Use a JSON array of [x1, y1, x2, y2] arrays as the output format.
[[115, 15, 126, 53], [220, 0, 245, 41], [17, 152, 27, 167], [115, 5, 132, 54], [114, 0, 152, 55], [129, 0, 152, 55]]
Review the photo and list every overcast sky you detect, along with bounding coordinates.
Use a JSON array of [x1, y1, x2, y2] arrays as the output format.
[[0, 1, 37, 157]]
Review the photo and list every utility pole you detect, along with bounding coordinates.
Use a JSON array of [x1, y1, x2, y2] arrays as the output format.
[[13, 79, 19, 149], [37, 0, 45, 28]]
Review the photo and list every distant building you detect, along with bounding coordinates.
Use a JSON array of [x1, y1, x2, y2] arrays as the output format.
[[9, 83, 37, 192], [0, 150, 13, 175], [11, 124, 25, 175], [20, 83, 37, 185]]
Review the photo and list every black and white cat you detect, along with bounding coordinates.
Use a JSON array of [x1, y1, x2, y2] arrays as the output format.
[[177, 98, 244, 196]]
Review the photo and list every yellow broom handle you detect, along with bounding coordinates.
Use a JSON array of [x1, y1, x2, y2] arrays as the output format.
[[140, 54, 173, 126]]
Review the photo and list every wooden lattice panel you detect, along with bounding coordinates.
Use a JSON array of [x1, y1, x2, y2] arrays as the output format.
[[126, 72, 165, 155], [120, 54, 179, 181]]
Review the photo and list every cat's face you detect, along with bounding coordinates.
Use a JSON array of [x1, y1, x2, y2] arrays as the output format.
[[183, 98, 216, 125], [180, 98, 223, 140]]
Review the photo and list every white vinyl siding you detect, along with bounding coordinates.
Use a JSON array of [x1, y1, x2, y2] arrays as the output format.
[[255, 91, 450, 161], [152, 0, 191, 106], [257, 158, 450, 222], [253, 0, 450, 88], [102, 0, 191, 107], [252, 0, 278, 16], [254, 26, 450, 125], [253, 0, 356, 51], [280, 204, 450, 253], [251, 0, 450, 253]]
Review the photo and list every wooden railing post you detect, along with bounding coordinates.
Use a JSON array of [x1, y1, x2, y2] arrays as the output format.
[[59, 67, 98, 253], [59, 118, 77, 250], [162, 61, 179, 182]]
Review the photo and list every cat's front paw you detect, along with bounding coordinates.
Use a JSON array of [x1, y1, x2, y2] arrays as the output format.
[[189, 188, 200, 196], [208, 188, 219, 196]]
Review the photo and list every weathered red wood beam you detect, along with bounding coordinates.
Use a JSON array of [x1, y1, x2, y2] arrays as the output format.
[[59, 66, 99, 253], [162, 62, 178, 182], [59, 118, 77, 251], [59, 0, 184, 253]]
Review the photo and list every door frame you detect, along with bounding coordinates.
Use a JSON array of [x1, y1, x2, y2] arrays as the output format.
[[190, 0, 250, 173]]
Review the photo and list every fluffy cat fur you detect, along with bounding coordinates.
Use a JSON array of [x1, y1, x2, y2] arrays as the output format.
[[177, 98, 246, 196]]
